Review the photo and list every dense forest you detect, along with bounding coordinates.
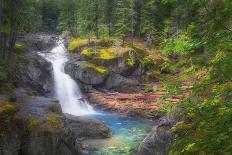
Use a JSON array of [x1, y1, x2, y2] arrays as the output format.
[[0, 0, 232, 154]]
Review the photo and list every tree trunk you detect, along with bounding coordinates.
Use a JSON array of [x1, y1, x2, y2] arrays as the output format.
[[0, 0, 3, 61], [135, 0, 143, 37], [131, 18, 134, 46], [95, 0, 99, 39], [107, 18, 110, 40], [7, 22, 18, 73]]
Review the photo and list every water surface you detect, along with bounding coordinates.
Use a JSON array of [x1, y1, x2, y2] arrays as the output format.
[[85, 112, 154, 155]]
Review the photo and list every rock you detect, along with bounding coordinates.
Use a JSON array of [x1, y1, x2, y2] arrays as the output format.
[[0, 101, 21, 155], [18, 33, 57, 52], [0, 88, 112, 155], [80, 48, 137, 75], [65, 114, 112, 138], [65, 61, 109, 85], [138, 113, 182, 155], [11, 52, 53, 96], [104, 72, 140, 92], [132, 64, 144, 81], [101, 56, 134, 75]]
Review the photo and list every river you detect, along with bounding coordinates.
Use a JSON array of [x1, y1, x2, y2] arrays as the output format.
[[39, 39, 153, 154]]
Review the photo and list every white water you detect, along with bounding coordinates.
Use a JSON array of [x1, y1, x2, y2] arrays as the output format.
[[39, 40, 97, 116]]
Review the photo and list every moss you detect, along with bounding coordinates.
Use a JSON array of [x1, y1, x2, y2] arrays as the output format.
[[127, 58, 134, 67], [68, 38, 88, 51], [81, 46, 133, 61], [144, 86, 156, 93], [146, 70, 162, 81], [46, 115, 63, 129], [84, 63, 109, 75], [81, 47, 118, 60], [2, 83, 14, 92], [15, 42, 27, 50], [0, 67, 7, 82], [28, 117, 42, 129], [0, 102, 20, 120], [45, 101, 62, 114], [28, 114, 63, 131]]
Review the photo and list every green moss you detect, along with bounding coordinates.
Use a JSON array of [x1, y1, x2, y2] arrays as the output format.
[[46, 115, 63, 129], [85, 63, 109, 75], [81, 47, 118, 60], [0, 67, 7, 82], [45, 101, 61, 114], [15, 42, 27, 50], [2, 83, 14, 92], [146, 70, 162, 81], [127, 58, 134, 66], [28, 117, 42, 129], [81, 46, 134, 61], [144, 86, 155, 93], [28, 114, 63, 131], [68, 38, 88, 51], [0, 102, 20, 120]]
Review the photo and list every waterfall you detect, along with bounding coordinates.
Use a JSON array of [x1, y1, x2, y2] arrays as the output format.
[[39, 39, 97, 116]]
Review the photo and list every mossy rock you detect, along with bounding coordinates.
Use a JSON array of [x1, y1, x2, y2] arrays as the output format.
[[81, 47, 134, 61], [68, 37, 115, 52], [68, 38, 89, 52], [27, 114, 63, 131], [45, 101, 62, 114], [81, 47, 136, 75], [0, 102, 20, 120], [81, 47, 119, 60], [65, 61, 109, 85]]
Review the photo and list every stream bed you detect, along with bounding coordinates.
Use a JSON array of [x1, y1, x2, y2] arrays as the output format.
[[84, 112, 154, 154], [40, 40, 154, 154]]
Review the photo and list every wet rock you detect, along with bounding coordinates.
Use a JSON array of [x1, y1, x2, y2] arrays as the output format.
[[65, 114, 112, 138], [0, 88, 112, 155], [21, 127, 83, 155], [18, 33, 57, 52], [11, 52, 53, 96], [65, 61, 108, 85], [138, 114, 181, 155], [0, 101, 21, 155], [104, 72, 140, 92]]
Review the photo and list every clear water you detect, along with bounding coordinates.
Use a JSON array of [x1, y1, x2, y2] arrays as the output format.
[[38, 40, 97, 116], [39, 39, 153, 154], [84, 112, 153, 155]]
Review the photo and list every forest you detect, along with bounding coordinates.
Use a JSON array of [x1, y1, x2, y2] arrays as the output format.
[[0, 0, 232, 154]]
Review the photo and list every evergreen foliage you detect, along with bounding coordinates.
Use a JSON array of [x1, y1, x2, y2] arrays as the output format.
[[0, 0, 231, 154]]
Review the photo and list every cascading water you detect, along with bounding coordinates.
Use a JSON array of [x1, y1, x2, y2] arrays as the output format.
[[39, 39, 153, 155], [39, 39, 97, 116]]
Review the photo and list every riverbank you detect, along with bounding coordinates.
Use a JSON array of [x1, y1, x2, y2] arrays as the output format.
[[86, 90, 181, 120]]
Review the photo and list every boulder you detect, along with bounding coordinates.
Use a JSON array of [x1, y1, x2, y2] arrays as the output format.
[[11, 52, 53, 96], [0, 88, 112, 155], [104, 72, 140, 92], [65, 114, 112, 138], [65, 61, 109, 85], [18, 33, 57, 52], [138, 113, 182, 155], [80, 47, 137, 75]]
